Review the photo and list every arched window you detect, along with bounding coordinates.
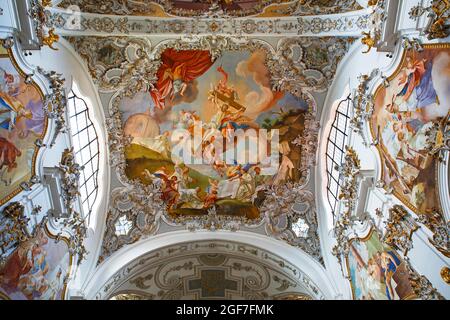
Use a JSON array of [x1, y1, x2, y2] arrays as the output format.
[[67, 89, 100, 222], [325, 95, 352, 222]]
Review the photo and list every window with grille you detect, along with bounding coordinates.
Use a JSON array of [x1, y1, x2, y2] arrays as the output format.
[[325, 95, 352, 222], [67, 90, 100, 222]]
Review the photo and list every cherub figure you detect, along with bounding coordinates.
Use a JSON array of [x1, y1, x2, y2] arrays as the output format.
[[361, 32, 377, 54]]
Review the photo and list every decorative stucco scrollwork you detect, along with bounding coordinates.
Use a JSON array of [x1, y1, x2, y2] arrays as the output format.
[[75, 35, 344, 263]]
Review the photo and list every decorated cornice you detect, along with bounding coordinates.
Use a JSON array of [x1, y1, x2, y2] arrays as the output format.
[[416, 210, 449, 258], [95, 240, 325, 300], [409, 0, 450, 40], [360, 0, 387, 53], [57, 0, 363, 18], [29, 0, 61, 50], [383, 205, 420, 257], [45, 7, 370, 37], [37, 66, 68, 147], [331, 146, 362, 266]]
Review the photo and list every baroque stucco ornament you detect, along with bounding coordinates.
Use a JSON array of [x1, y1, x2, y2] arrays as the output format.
[[46, 6, 370, 37], [68, 35, 345, 263], [409, 0, 450, 40], [54, 148, 88, 265], [57, 0, 363, 17]]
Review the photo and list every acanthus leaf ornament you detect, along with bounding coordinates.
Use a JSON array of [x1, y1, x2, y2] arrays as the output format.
[[441, 267, 450, 284], [0, 202, 30, 259], [71, 35, 350, 263], [360, 0, 387, 53], [262, 184, 323, 263], [416, 210, 450, 258], [409, 0, 450, 40], [59, 0, 363, 18], [383, 205, 420, 257], [37, 67, 68, 147], [350, 68, 379, 147], [331, 146, 363, 269], [407, 263, 445, 300], [55, 148, 88, 265], [42, 28, 60, 50]]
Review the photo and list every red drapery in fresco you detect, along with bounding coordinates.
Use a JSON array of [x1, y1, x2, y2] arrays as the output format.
[[150, 49, 214, 110]]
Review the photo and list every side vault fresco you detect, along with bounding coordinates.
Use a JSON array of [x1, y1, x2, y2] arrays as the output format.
[[0, 45, 47, 205], [371, 44, 450, 214], [120, 48, 308, 220]]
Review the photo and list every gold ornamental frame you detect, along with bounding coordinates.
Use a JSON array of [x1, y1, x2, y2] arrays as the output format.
[[0, 40, 49, 206]]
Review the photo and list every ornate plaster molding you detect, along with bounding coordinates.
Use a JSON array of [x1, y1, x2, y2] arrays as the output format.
[[331, 146, 362, 266], [70, 35, 346, 263], [54, 148, 88, 265], [409, 0, 450, 40], [46, 7, 370, 37]]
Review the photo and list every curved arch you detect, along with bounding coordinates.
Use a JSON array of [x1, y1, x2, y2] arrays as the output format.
[[81, 231, 339, 300], [23, 38, 110, 295], [316, 41, 398, 299]]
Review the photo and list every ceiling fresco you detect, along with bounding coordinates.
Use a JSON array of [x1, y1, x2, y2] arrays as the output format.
[[57, 0, 363, 17], [0, 204, 73, 300], [66, 35, 351, 264]]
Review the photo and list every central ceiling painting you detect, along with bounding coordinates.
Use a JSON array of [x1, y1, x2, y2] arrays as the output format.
[[119, 48, 308, 220], [69, 35, 348, 259]]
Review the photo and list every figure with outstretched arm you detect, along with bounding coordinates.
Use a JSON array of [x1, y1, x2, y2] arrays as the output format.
[[150, 49, 215, 110]]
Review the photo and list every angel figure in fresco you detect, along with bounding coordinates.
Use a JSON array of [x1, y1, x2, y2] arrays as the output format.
[[172, 164, 194, 190], [216, 66, 238, 100], [0, 67, 32, 133], [150, 49, 214, 110], [272, 141, 294, 186], [178, 110, 200, 135], [18, 234, 51, 300], [0, 137, 22, 181], [349, 244, 387, 300], [149, 167, 180, 209], [0, 237, 35, 295], [203, 179, 219, 209], [389, 57, 438, 116], [0, 229, 51, 299]]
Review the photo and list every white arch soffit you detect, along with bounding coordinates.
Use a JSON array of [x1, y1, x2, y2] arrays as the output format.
[[315, 40, 401, 299], [82, 231, 340, 300], [25, 38, 110, 286]]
